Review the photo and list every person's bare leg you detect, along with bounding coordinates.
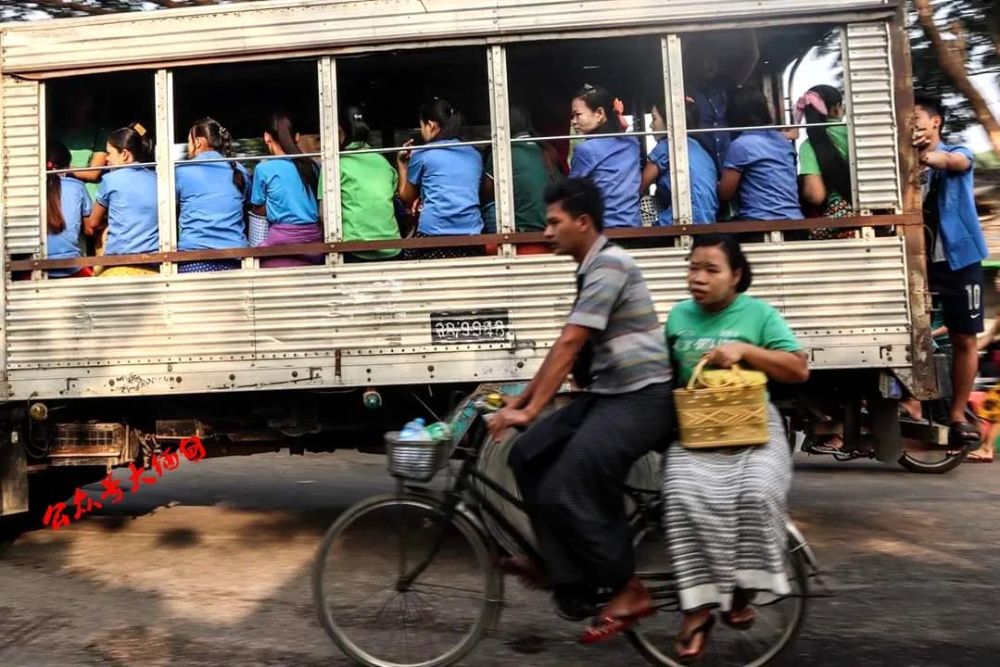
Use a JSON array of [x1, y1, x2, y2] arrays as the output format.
[[950, 332, 979, 424], [676, 609, 714, 659]]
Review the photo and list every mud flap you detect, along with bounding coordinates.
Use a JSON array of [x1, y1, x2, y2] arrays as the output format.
[[868, 394, 903, 463], [0, 432, 28, 517]]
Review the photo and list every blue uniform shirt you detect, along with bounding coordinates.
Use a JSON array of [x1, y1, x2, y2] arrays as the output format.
[[250, 158, 319, 225], [408, 138, 483, 236], [570, 135, 641, 228], [929, 143, 987, 271], [723, 130, 803, 221], [648, 138, 718, 225], [176, 151, 249, 250], [48, 176, 92, 277], [96, 166, 159, 255]]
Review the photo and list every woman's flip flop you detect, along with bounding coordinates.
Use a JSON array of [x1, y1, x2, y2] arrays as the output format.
[[675, 614, 716, 664], [578, 605, 655, 644]]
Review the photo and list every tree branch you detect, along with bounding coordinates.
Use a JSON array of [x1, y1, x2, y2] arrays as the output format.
[[28, 0, 117, 15], [914, 0, 1000, 156]]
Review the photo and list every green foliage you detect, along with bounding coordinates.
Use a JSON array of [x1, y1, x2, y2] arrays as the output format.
[[909, 0, 1000, 133]]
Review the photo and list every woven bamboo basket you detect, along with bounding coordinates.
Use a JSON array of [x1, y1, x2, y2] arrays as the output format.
[[673, 359, 769, 449]]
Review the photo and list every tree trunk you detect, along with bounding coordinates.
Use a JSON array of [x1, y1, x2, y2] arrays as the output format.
[[914, 0, 1000, 156]]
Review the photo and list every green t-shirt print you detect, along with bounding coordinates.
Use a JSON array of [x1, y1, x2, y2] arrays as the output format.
[[665, 293, 802, 385]]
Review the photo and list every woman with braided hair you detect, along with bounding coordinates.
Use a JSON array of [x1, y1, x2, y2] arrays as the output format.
[[176, 116, 250, 272]]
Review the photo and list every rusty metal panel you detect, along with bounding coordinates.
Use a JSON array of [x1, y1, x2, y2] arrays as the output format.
[[0, 0, 893, 75], [1, 76, 41, 255], [5, 237, 911, 399], [845, 22, 901, 211]]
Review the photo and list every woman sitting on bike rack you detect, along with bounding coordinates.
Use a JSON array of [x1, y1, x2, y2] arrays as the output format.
[[662, 234, 809, 662]]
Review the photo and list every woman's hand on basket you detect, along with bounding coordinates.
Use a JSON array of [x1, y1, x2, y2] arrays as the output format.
[[486, 407, 533, 437], [704, 343, 747, 369]]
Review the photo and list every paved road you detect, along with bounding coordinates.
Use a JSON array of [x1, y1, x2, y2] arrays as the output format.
[[0, 451, 998, 666]]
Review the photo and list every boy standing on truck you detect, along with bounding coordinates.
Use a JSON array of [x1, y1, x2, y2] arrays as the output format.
[[913, 93, 988, 447]]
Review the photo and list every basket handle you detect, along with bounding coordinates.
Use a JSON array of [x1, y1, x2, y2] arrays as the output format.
[[686, 358, 745, 390]]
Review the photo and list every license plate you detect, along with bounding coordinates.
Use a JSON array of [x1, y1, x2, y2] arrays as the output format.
[[430, 309, 510, 344]]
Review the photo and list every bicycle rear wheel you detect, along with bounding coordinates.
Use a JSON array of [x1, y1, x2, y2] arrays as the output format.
[[628, 525, 808, 667], [312, 493, 501, 667]]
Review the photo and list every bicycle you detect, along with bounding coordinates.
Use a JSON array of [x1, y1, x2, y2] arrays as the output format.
[[312, 391, 823, 666]]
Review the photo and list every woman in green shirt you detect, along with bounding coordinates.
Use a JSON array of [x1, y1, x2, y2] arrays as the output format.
[[796, 85, 852, 231], [663, 234, 809, 662], [339, 105, 401, 261]]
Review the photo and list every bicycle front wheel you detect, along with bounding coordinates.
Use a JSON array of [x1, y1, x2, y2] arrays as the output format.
[[312, 493, 501, 667]]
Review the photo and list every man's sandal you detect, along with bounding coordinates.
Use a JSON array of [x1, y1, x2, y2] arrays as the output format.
[[949, 421, 981, 449], [675, 614, 716, 664]]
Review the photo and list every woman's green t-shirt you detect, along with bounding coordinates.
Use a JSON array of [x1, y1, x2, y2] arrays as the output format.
[[339, 142, 400, 259], [665, 293, 802, 385], [797, 125, 849, 207]]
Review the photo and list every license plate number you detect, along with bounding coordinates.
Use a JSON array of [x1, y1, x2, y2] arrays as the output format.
[[430, 310, 510, 344]]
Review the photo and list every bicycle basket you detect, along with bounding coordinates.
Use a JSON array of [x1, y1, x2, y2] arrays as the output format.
[[385, 432, 451, 481]]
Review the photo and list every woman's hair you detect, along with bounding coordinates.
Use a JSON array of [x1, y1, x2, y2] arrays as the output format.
[[573, 84, 622, 135], [691, 233, 753, 293], [340, 104, 370, 146], [652, 99, 701, 131], [801, 85, 852, 205], [107, 122, 154, 164], [45, 141, 71, 234], [264, 111, 318, 197], [543, 177, 604, 231], [725, 87, 773, 129], [190, 116, 245, 192], [510, 105, 534, 137], [419, 98, 464, 141]]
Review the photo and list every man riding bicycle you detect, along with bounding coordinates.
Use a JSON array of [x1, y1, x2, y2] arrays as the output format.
[[486, 177, 674, 644]]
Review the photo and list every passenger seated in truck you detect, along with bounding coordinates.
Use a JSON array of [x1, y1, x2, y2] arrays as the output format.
[[795, 85, 853, 239], [640, 99, 718, 225], [717, 87, 803, 222], [337, 104, 402, 262], [482, 105, 560, 255], [251, 112, 324, 268], [84, 123, 160, 277], [175, 117, 249, 273], [568, 84, 641, 229], [45, 141, 93, 278], [396, 98, 484, 260]]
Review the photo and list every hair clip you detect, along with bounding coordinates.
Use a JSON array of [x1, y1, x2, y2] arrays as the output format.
[[582, 83, 596, 92], [130, 122, 147, 137], [46, 161, 55, 170]]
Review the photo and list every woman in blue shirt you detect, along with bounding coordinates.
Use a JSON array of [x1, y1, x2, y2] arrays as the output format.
[[45, 141, 92, 278], [717, 88, 803, 221], [84, 123, 160, 277], [396, 98, 483, 260], [176, 117, 249, 273], [251, 112, 323, 268], [568, 84, 641, 228], [640, 101, 718, 225]]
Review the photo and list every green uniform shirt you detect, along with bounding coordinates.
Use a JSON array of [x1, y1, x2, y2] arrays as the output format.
[[62, 126, 105, 200], [485, 140, 554, 232], [339, 142, 400, 260], [666, 293, 801, 386], [798, 125, 849, 207]]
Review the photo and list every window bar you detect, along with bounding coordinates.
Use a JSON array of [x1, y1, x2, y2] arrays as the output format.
[[662, 35, 692, 232], [34, 81, 48, 281], [319, 56, 343, 266], [840, 26, 862, 217], [155, 68, 177, 275], [488, 44, 515, 258]]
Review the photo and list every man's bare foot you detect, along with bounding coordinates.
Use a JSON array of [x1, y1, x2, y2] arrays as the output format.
[[901, 397, 923, 421], [600, 576, 652, 619]]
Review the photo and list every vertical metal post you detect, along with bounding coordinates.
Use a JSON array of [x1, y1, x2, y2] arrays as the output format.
[[0, 64, 11, 396], [33, 81, 47, 280], [319, 56, 342, 265], [661, 35, 692, 229], [840, 26, 862, 214], [154, 68, 176, 275], [488, 45, 515, 258]]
